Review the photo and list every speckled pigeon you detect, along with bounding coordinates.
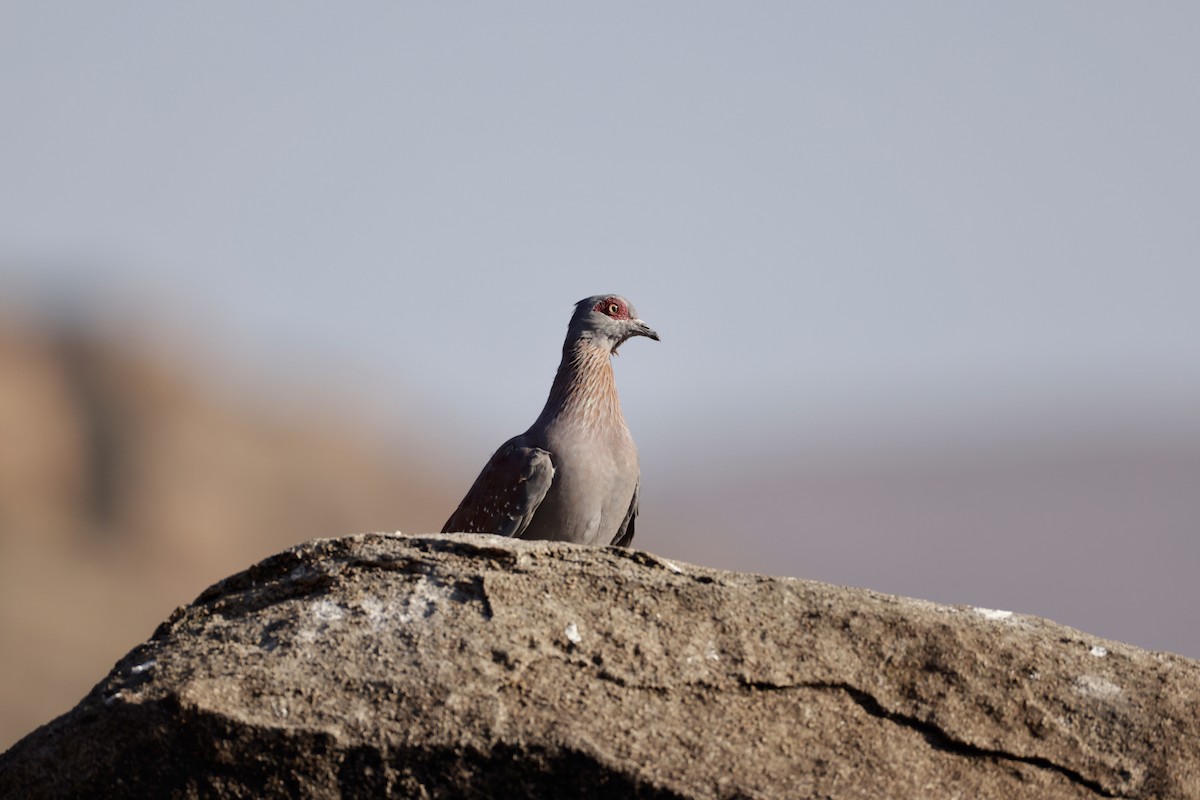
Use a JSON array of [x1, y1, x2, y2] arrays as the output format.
[[442, 294, 659, 547]]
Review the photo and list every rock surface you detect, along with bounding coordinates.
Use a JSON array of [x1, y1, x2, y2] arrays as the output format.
[[2, 533, 1198, 799]]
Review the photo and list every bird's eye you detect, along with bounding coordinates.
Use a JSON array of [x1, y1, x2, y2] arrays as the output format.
[[608, 302, 620, 315]]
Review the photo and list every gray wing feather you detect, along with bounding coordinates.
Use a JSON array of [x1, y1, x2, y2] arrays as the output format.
[[611, 480, 639, 547], [442, 441, 555, 538]]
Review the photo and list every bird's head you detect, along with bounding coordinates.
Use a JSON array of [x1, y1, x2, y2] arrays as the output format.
[[568, 294, 660, 354]]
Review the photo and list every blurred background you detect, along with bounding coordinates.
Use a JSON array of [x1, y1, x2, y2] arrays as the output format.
[[2, 3, 1199, 751]]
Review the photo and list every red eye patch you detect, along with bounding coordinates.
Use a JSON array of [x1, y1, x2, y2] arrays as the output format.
[[593, 297, 630, 320]]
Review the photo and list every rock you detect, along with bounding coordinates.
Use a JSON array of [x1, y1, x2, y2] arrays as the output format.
[[1, 533, 1197, 799]]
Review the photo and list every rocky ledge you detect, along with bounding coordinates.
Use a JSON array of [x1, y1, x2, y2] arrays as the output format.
[[1, 533, 1197, 799]]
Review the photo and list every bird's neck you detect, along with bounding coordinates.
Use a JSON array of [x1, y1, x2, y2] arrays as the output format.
[[535, 339, 626, 433]]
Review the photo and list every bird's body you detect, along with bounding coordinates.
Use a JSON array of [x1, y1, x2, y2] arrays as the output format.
[[442, 295, 658, 546]]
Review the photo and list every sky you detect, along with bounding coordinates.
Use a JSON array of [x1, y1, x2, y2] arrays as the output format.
[[2, 3, 1199, 654]]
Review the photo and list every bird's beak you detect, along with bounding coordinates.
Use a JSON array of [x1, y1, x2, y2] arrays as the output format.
[[632, 319, 660, 341]]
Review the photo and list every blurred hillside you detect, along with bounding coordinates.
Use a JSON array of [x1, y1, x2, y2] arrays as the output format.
[[0, 314, 457, 750]]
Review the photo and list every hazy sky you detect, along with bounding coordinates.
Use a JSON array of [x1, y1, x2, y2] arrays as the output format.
[[2, 4, 1199, 654], [4, 3, 1199, 451]]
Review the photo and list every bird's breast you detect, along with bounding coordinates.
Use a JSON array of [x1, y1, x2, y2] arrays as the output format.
[[528, 424, 639, 545]]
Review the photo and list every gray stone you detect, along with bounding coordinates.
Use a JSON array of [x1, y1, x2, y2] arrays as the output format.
[[2, 532, 1197, 798]]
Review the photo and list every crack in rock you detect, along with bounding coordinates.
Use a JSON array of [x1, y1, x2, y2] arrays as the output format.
[[742, 679, 1118, 798]]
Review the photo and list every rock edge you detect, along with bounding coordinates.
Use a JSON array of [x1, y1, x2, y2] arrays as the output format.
[[1, 533, 1197, 799]]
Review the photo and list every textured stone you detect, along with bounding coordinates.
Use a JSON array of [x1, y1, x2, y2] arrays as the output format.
[[2, 533, 1197, 799]]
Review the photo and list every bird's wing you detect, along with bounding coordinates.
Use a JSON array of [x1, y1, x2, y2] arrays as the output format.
[[610, 480, 639, 547], [441, 441, 555, 538]]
